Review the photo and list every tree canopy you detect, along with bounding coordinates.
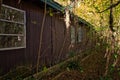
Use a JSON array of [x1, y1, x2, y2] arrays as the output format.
[[55, 0, 120, 32]]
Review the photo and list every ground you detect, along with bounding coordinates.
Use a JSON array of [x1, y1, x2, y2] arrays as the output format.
[[0, 49, 120, 80], [53, 70, 83, 80]]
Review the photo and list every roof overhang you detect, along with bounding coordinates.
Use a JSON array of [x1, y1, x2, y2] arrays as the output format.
[[39, 0, 64, 12]]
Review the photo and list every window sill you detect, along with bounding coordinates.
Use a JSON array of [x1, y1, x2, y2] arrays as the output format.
[[0, 47, 26, 51]]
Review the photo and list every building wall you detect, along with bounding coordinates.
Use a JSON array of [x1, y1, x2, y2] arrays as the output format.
[[0, 0, 68, 75]]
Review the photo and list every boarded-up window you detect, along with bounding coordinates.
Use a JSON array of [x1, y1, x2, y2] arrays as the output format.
[[0, 4, 26, 50]]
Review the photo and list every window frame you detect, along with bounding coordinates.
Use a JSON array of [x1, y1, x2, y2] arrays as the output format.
[[0, 4, 26, 51], [70, 25, 83, 44], [77, 26, 82, 43], [70, 26, 75, 44]]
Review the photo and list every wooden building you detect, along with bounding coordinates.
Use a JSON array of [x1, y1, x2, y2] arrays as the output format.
[[0, 0, 94, 75]]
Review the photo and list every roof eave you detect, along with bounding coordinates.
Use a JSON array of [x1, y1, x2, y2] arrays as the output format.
[[39, 0, 64, 12]]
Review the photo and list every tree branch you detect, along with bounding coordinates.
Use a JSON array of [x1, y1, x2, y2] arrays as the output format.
[[99, 0, 120, 13], [18, 0, 22, 4], [109, 0, 115, 32], [36, 0, 47, 74]]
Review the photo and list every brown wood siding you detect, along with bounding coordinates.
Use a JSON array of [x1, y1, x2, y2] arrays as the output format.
[[52, 15, 66, 64], [41, 14, 52, 66], [52, 15, 70, 63], [0, 49, 26, 75], [0, 0, 69, 75]]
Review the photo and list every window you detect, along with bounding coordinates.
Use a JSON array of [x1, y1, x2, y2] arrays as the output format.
[[70, 26, 82, 44], [77, 27, 82, 42], [0, 4, 26, 50], [70, 26, 75, 44]]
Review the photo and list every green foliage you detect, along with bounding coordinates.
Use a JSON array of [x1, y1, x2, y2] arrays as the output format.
[[109, 64, 115, 73], [68, 51, 76, 57], [56, 0, 120, 30], [27, 77, 36, 80], [49, 8, 54, 16], [100, 76, 113, 80], [16, 76, 23, 80], [117, 68, 120, 76], [113, 53, 118, 59], [49, 12, 53, 16], [43, 66, 48, 72], [0, 66, 32, 80], [66, 60, 83, 72]]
